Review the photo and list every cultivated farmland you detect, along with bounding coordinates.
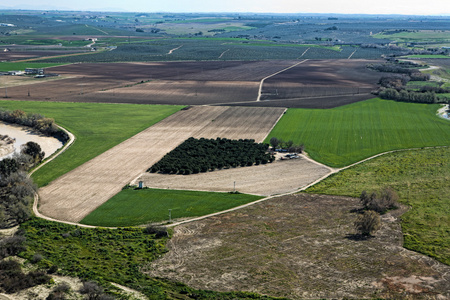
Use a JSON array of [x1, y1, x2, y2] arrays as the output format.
[[265, 98, 450, 167], [137, 155, 331, 196], [3, 60, 384, 108], [260, 59, 379, 101], [38, 106, 285, 223]]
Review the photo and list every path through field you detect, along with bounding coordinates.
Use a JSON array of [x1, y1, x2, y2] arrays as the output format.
[[37, 106, 286, 223]]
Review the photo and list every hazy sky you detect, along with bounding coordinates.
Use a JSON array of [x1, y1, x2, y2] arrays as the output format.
[[2, 0, 450, 15]]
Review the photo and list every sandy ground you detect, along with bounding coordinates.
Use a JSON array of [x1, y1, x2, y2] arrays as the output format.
[[137, 155, 331, 196], [147, 194, 450, 299], [0, 122, 63, 160], [38, 106, 286, 223], [0, 135, 15, 157]]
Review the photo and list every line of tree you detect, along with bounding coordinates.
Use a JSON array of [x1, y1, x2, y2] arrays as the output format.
[[0, 109, 69, 143], [378, 88, 448, 104], [367, 61, 427, 75], [0, 142, 44, 228], [148, 137, 274, 175]]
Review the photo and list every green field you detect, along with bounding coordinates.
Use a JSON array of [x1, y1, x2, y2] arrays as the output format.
[[0, 100, 183, 186], [0, 62, 65, 72], [81, 188, 263, 227], [374, 30, 450, 43], [306, 147, 450, 265], [265, 98, 450, 167], [406, 55, 450, 59]]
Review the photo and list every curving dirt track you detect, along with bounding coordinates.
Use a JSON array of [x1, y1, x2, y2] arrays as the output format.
[[37, 106, 286, 223]]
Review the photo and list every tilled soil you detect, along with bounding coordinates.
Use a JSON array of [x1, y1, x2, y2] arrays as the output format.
[[38, 106, 285, 223], [147, 193, 450, 299], [137, 155, 331, 196]]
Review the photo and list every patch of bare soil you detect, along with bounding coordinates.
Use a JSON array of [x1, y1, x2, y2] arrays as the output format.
[[147, 194, 450, 299], [137, 155, 331, 196]]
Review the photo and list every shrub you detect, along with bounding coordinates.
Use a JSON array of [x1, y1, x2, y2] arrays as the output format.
[[354, 210, 381, 237], [0, 259, 51, 293], [0, 235, 26, 259], [143, 225, 168, 238], [360, 187, 398, 214]]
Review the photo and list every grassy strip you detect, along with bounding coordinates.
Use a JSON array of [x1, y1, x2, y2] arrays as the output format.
[[0, 100, 183, 186], [0, 62, 64, 72], [406, 55, 450, 59], [81, 188, 263, 227], [306, 147, 449, 265], [265, 98, 450, 167], [20, 218, 284, 299]]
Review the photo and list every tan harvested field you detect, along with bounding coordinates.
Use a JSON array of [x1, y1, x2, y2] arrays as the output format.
[[38, 106, 285, 223], [147, 194, 450, 299], [137, 155, 331, 196]]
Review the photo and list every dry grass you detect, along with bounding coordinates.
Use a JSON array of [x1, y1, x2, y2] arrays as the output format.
[[147, 193, 450, 299]]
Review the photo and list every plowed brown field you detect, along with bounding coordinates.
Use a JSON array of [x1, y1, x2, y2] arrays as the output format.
[[4, 60, 382, 108], [38, 106, 285, 223]]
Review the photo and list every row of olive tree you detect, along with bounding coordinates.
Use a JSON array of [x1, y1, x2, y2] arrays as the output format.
[[149, 137, 275, 175]]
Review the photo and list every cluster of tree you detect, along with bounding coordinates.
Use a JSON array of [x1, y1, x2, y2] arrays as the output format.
[[148, 137, 274, 175], [370, 60, 450, 104], [0, 142, 43, 228], [353, 187, 400, 237], [379, 88, 448, 104], [0, 259, 51, 294], [0, 109, 69, 143], [378, 73, 431, 90], [269, 137, 304, 153], [367, 61, 424, 75]]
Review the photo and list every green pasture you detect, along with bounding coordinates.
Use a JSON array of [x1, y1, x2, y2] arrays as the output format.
[[81, 188, 263, 227], [0, 100, 183, 186], [406, 55, 450, 59], [374, 30, 450, 42], [306, 147, 450, 265], [0, 35, 91, 47], [0, 62, 65, 72], [265, 98, 450, 167]]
